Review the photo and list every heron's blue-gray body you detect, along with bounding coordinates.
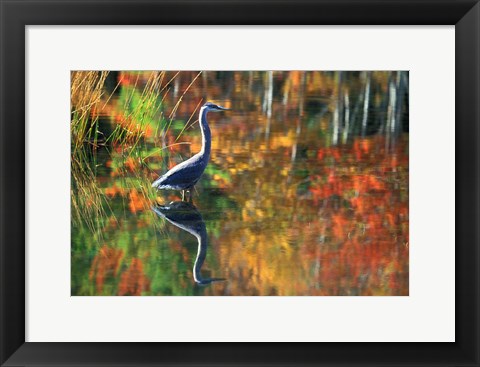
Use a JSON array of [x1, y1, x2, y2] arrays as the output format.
[[152, 103, 218, 191], [152, 150, 210, 191]]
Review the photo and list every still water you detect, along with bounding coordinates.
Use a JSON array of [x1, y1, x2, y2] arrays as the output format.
[[71, 71, 409, 296]]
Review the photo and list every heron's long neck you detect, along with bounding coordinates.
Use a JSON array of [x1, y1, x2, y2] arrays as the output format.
[[199, 107, 211, 157]]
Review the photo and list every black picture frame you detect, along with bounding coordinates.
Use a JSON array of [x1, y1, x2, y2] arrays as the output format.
[[1, 0, 479, 366]]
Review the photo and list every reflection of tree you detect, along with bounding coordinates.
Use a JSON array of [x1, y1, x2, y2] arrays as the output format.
[[361, 71, 371, 136], [198, 134, 408, 296]]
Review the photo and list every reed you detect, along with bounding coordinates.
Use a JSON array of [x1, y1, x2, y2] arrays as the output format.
[[71, 71, 109, 153], [71, 71, 204, 235]]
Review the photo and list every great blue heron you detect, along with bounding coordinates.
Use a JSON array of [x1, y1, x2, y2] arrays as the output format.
[[152, 201, 225, 285], [152, 102, 230, 201]]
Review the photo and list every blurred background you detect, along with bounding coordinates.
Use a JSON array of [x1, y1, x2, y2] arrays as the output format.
[[71, 71, 409, 296]]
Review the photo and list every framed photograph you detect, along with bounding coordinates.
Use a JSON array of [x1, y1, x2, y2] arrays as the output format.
[[1, 0, 479, 366]]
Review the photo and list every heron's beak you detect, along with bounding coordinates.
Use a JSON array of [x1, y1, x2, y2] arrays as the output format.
[[217, 106, 230, 111]]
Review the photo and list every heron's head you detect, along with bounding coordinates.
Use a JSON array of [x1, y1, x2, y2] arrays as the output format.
[[203, 102, 230, 112]]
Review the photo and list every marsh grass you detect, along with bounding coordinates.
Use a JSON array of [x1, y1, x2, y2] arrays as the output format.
[[71, 71, 203, 236], [71, 151, 111, 237], [71, 71, 109, 152]]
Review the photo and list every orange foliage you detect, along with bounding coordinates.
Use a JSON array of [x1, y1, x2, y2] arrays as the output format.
[[118, 258, 150, 296], [89, 245, 124, 293], [128, 189, 149, 213], [104, 184, 126, 198]]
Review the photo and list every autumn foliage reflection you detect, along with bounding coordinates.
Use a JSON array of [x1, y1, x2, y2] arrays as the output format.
[[71, 71, 409, 296]]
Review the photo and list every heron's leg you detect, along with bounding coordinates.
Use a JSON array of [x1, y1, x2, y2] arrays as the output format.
[[188, 188, 193, 203], [181, 190, 185, 201]]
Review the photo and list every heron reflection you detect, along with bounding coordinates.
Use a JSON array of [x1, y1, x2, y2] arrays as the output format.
[[152, 201, 225, 285]]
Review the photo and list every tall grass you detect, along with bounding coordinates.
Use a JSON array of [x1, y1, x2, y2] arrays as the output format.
[[71, 71, 109, 152], [71, 71, 110, 235], [71, 152, 112, 237], [71, 70, 203, 235]]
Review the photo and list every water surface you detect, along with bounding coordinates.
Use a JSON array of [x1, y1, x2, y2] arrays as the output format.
[[71, 71, 409, 296]]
